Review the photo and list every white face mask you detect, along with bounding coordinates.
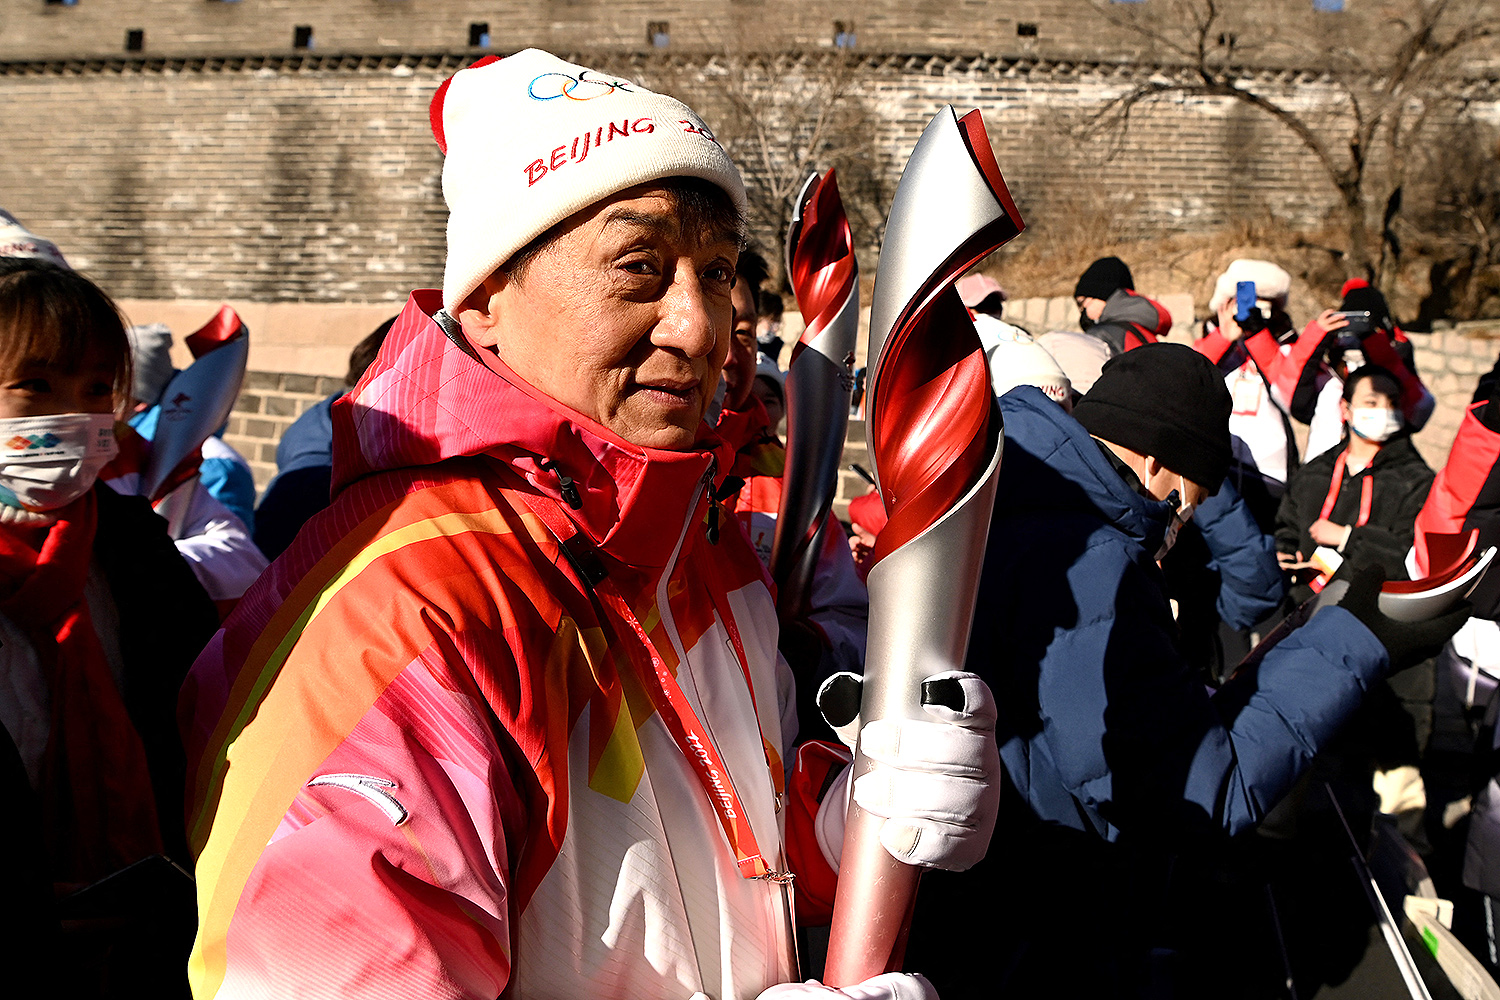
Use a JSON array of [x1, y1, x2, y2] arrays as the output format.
[[1349, 406, 1402, 443], [1155, 478, 1198, 561], [0, 413, 118, 513]]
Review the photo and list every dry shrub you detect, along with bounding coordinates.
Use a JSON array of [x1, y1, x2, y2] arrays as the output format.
[[1394, 122, 1500, 324], [974, 212, 1355, 324]]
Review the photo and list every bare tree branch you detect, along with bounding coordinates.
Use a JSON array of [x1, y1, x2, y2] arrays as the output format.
[[1079, 0, 1496, 279]]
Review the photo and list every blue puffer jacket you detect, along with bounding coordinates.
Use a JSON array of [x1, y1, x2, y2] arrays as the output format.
[[272, 392, 338, 475], [1193, 477, 1285, 630], [968, 387, 1389, 842]]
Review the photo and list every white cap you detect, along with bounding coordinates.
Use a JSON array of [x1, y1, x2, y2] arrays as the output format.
[[0, 209, 68, 268], [1035, 330, 1111, 395], [988, 338, 1071, 407], [432, 49, 747, 314], [754, 354, 786, 398], [1209, 258, 1292, 315]]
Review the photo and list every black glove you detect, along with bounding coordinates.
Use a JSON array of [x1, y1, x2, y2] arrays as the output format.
[[1337, 565, 1471, 673]]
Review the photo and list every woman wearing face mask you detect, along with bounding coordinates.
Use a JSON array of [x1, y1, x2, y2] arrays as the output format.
[[1275, 364, 1435, 605], [0, 259, 219, 995]]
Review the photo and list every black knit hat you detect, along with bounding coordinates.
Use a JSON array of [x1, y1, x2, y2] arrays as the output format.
[[1073, 256, 1135, 300], [1339, 285, 1393, 331], [1073, 343, 1232, 491]]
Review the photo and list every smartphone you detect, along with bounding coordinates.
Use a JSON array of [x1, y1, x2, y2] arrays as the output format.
[[1333, 310, 1373, 338], [1235, 281, 1258, 323]]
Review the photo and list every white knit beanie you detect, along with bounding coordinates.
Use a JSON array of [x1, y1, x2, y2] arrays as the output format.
[[988, 338, 1072, 407], [431, 49, 747, 314], [1209, 258, 1292, 315], [0, 209, 69, 268], [1036, 330, 1111, 394]]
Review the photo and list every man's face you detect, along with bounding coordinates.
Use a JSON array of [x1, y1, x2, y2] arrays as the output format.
[[459, 185, 739, 451], [722, 276, 758, 411], [1338, 375, 1397, 427]]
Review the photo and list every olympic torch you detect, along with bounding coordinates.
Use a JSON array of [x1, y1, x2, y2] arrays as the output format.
[[769, 170, 859, 622], [822, 106, 1024, 985], [140, 305, 250, 536]]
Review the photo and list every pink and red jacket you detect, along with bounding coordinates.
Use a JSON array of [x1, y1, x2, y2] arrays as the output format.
[[181, 290, 835, 999]]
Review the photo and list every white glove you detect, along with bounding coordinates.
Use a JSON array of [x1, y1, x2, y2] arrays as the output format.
[[815, 670, 1001, 872], [755, 972, 940, 1000]]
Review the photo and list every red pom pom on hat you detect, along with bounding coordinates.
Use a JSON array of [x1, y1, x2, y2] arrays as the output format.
[[1340, 277, 1371, 298]]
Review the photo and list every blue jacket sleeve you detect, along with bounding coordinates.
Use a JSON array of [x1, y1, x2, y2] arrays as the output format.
[[1036, 545, 1387, 844], [1195, 479, 1285, 629], [198, 454, 258, 534]]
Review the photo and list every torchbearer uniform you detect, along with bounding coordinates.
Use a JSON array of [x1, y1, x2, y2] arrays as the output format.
[[181, 291, 836, 999]]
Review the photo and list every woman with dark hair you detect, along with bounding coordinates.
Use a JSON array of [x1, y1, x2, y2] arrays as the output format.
[[1275, 363, 1434, 603]]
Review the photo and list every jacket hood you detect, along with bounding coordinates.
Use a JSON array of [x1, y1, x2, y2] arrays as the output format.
[[1099, 288, 1173, 338], [996, 385, 1170, 551], [332, 290, 734, 570], [715, 394, 772, 457]]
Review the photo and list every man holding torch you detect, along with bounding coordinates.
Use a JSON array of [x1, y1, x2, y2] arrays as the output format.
[[180, 50, 997, 1000]]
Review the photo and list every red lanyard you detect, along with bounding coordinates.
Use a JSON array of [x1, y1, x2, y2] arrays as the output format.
[[512, 486, 779, 879], [1320, 449, 1374, 528]]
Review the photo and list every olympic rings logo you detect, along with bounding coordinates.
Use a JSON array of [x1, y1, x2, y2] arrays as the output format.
[[528, 71, 635, 102]]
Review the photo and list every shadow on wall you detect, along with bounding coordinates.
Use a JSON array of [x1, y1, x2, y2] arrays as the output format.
[[101, 157, 167, 299]]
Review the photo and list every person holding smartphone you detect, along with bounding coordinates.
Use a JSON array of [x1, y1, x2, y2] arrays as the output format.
[[1294, 281, 1436, 462], [1192, 259, 1315, 530]]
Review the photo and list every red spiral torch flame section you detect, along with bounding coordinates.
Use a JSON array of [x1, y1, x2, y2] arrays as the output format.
[[956, 110, 1022, 230], [865, 108, 1016, 563], [185, 304, 246, 359], [867, 289, 992, 563], [789, 171, 856, 355]]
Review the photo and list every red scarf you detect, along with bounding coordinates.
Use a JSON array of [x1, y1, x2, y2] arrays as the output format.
[[0, 490, 162, 881]]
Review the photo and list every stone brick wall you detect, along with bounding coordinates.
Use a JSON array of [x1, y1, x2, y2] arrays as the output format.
[[5, 53, 1494, 307], [0, 0, 1445, 65], [1410, 322, 1500, 467]]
